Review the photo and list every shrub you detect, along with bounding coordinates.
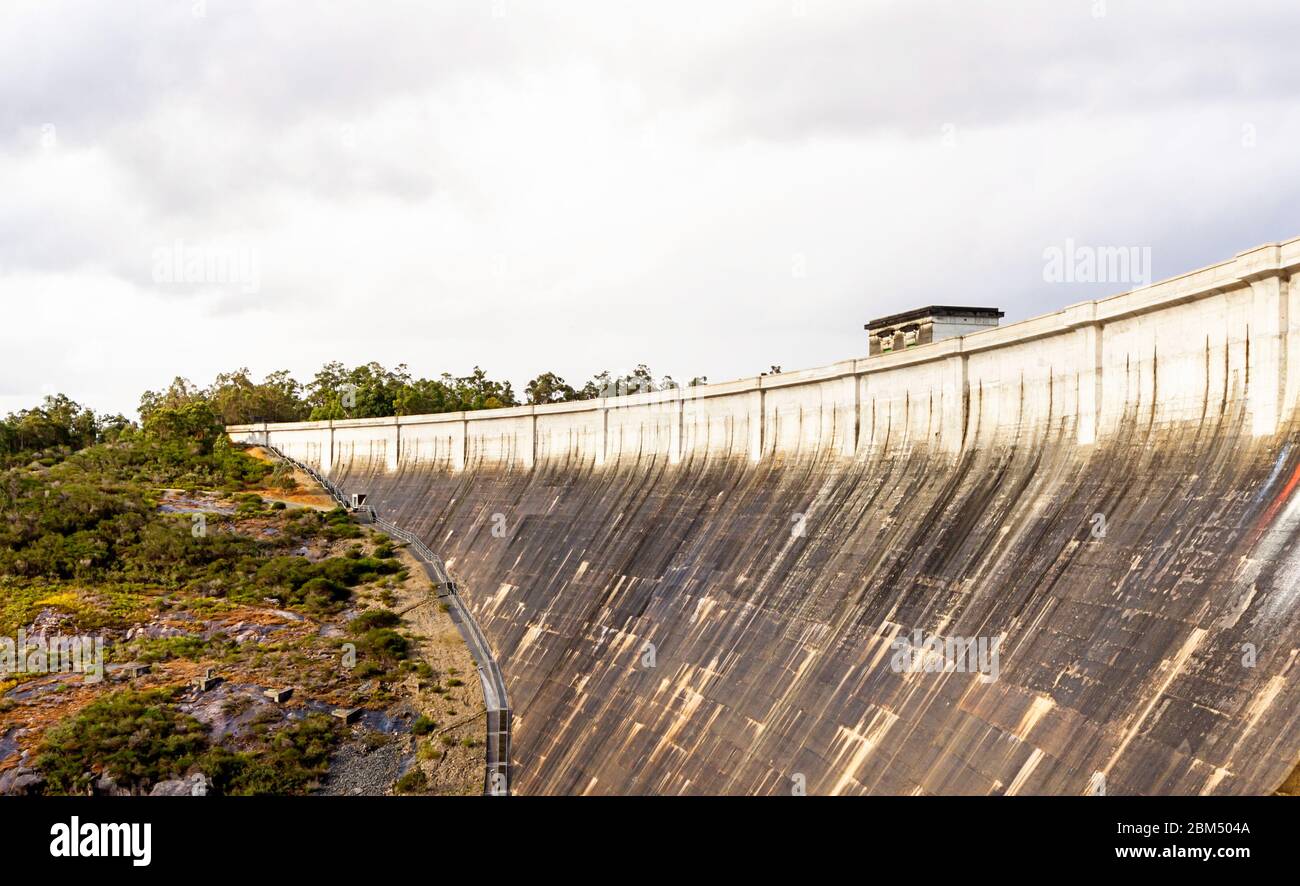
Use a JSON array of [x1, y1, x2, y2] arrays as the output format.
[[297, 576, 350, 611], [268, 464, 297, 492], [253, 554, 398, 613], [321, 508, 362, 540], [202, 714, 339, 795], [255, 556, 312, 589], [395, 769, 427, 794], [315, 556, 401, 587], [357, 628, 409, 663], [132, 635, 206, 663], [348, 609, 401, 633], [37, 688, 209, 793]]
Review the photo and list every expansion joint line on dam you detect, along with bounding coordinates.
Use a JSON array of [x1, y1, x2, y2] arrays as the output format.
[[258, 445, 512, 796]]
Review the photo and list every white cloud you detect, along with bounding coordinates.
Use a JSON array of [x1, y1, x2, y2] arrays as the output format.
[[2, 0, 1299, 416]]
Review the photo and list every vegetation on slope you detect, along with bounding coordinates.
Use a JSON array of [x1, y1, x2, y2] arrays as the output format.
[[0, 390, 485, 796]]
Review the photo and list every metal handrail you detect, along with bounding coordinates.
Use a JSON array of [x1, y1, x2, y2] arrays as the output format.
[[258, 443, 510, 795]]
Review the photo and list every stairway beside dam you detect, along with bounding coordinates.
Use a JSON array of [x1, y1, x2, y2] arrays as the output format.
[[229, 240, 1300, 795]]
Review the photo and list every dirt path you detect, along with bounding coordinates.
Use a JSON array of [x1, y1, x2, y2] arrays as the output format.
[[242, 446, 336, 509], [241, 445, 487, 794], [388, 544, 487, 793]]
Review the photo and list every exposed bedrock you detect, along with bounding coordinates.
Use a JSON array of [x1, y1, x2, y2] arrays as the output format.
[[231, 240, 1300, 794]]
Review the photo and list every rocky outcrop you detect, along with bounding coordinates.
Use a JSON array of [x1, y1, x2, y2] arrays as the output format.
[[149, 773, 210, 796], [0, 766, 45, 795]]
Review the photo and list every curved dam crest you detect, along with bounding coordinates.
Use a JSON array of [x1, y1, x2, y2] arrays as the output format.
[[231, 240, 1300, 795]]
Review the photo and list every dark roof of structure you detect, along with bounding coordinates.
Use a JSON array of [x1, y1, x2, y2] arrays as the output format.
[[864, 305, 1005, 331]]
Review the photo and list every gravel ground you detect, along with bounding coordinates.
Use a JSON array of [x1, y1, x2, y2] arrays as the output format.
[[318, 735, 416, 796]]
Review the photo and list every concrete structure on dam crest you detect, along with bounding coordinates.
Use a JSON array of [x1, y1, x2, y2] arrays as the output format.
[[230, 238, 1300, 795]]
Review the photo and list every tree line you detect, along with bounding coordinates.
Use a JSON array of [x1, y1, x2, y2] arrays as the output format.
[[141, 362, 709, 425], [0, 395, 131, 460], [0, 361, 711, 462]]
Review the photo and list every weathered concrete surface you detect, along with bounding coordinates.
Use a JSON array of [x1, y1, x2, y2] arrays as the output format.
[[231, 239, 1300, 794]]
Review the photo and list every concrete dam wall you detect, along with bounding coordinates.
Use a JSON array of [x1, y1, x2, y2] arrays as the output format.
[[230, 240, 1300, 795]]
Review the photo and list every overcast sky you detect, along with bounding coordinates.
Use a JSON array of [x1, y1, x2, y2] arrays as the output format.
[[2, 0, 1298, 417]]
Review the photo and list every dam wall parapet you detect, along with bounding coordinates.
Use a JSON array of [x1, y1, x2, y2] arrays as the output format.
[[230, 240, 1300, 468]]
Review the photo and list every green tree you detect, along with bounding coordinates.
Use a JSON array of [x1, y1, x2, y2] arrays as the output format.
[[96, 413, 134, 442], [450, 366, 517, 410], [142, 401, 223, 455], [577, 370, 612, 400], [305, 362, 412, 420], [525, 371, 577, 405], [0, 394, 100, 455], [577, 365, 660, 399], [394, 376, 459, 415], [138, 377, 205, 422], [207, 368, 308, 425]]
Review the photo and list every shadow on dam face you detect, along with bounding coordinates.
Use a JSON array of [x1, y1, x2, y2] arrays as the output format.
[[313, 399, 1299, 796]]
